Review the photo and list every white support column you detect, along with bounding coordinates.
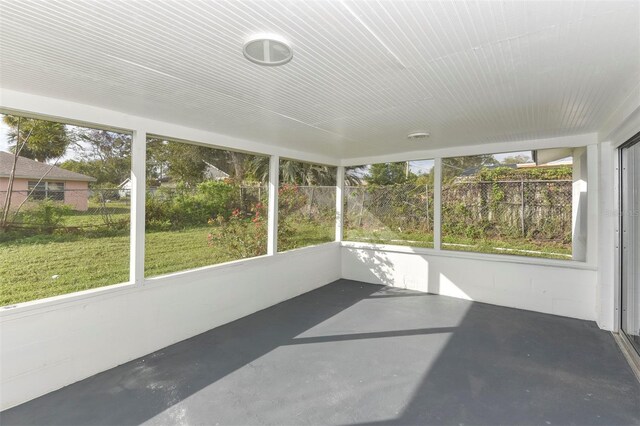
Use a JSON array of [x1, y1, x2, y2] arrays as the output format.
[[586, 143, 599, 266], [267, 155, 279, 255], [433, 157, 442, 250], [335, 166, 345, 242], [572, 147, 588, 261], [130, 129, 146, 285]]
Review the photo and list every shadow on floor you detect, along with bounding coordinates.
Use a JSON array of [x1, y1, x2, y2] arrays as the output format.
[[1, 280, 639, 425]]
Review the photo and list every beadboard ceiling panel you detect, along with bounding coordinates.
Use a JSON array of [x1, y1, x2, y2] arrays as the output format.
[[0, 0, 638, 159]]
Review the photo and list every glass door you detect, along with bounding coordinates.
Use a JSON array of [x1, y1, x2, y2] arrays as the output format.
[[620, 134, 640, 355]]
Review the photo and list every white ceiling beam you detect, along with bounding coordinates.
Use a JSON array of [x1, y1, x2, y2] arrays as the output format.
[[340, 133, 599, 167], [0, 88, 341, 166]]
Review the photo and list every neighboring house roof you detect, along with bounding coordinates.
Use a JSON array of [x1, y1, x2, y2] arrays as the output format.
[[118, 177, 131, 189], [203, 162, 230, 180], [0, 151, 97, 182]]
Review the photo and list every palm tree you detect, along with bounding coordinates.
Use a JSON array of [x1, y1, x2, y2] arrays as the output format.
[[248, 157, 361, 186]]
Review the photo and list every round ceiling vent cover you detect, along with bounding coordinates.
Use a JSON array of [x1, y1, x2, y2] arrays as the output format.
[[407, 132, 430, 140], [243, 34, 293, 66]]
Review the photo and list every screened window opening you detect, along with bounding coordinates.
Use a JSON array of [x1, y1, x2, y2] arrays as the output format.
[[277, 159, 336, 251], [344, 160, 435, 248], [441, 149, 579, 260], [0, 113, 131, 305], [145, 137, 269, 277]]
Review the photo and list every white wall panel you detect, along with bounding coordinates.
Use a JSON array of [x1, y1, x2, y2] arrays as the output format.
[[342, 245, 597, 322]]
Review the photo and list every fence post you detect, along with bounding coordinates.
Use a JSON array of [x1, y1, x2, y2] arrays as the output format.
[[267, 155, 279, 255], [425, 183, 430, 231]]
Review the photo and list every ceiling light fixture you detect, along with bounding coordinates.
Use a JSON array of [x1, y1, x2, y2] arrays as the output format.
[[407, 132, 430, 140], [243, 33, 293, 66]]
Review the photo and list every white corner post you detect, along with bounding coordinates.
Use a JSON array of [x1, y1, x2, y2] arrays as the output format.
[[572, 147, 588, 261], [130, 129, 146, 285], [433, 157, 442, 250], [586, 144, 599, 266], [267, 155, 279, 255], [335, 166, 345, 242]]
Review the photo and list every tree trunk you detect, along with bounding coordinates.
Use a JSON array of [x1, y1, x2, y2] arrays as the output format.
[[1, 118, 28, 230]]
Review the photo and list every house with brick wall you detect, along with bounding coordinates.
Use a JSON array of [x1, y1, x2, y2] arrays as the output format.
[[0, 151, 96, 211]]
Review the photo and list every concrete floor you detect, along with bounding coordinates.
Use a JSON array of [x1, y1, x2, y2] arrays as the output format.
[[2, 279, 639, 426]]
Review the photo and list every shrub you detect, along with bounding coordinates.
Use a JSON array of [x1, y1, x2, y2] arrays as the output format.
[[278, 184, 307, 217], [208, 202, 267, 258], [146, 181, 234, 230], [22, 199, 72, 233]]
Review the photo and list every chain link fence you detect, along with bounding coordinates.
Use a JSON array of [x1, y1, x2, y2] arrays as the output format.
[[279, 185, 336, 218], [1, 188, 130, 231], [344, 184, 434, 246], [278, 185, 336, 250], [441, 179, 572, 242]]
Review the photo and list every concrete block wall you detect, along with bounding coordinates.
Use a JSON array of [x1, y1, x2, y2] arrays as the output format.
[[341, 244, 597, 321], [0, 243, 341, 410]]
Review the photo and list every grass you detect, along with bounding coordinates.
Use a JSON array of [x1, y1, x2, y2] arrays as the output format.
[[344, 228, 570, 259], [441, 235, 571, 260], [344, 228, 434, 249], [279, 219, 334, 252], [145, 227, 260, 278], [0, 233, 130, 306]]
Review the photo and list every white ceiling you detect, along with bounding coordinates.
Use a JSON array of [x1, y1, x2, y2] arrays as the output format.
[[0, 0, 638, 160]]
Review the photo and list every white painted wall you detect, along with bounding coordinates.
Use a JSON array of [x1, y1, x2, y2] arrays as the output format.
[[342, 243, 597, 321], [0, 243, 341, 410]]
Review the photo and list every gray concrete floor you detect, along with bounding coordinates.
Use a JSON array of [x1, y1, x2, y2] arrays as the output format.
[[2, 279, 639, 426]]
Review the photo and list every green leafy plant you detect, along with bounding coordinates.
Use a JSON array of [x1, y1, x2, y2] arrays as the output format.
[[22, 199, 72, 234], [208, 202, 267, 258], [145, 180, 234, 230]]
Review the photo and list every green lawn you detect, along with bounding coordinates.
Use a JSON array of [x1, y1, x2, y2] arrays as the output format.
[[344, 228, 434, 248], [343, 226, 570, 259], [1, 233, 131, 306], [441, 236, 571, 259], [145, 227, 261, 278]]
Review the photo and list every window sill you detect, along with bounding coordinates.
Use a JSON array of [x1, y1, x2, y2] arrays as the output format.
[[341, 241, 597, 271]]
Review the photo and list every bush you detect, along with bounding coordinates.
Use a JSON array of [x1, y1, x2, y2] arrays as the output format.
[[278, 184, 307, 216], [22, 199, 72, 233], [208, 202, 267, 258], [146, 181, 234, 230]]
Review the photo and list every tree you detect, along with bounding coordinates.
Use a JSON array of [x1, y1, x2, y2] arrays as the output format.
[[248, 157, 338, 186], [147, 139, 223, 186], [1, 115, 72, 229], [441, 154, 498, 183], [3, 115, 70, 162], [365, 162, 408, 185], [61, 127, 131, 185], [501, 154, 531, 165]]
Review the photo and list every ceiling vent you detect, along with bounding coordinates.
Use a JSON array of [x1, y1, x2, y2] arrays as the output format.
[[407, 132, 430, 140], [243, 34, 293, 66]]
